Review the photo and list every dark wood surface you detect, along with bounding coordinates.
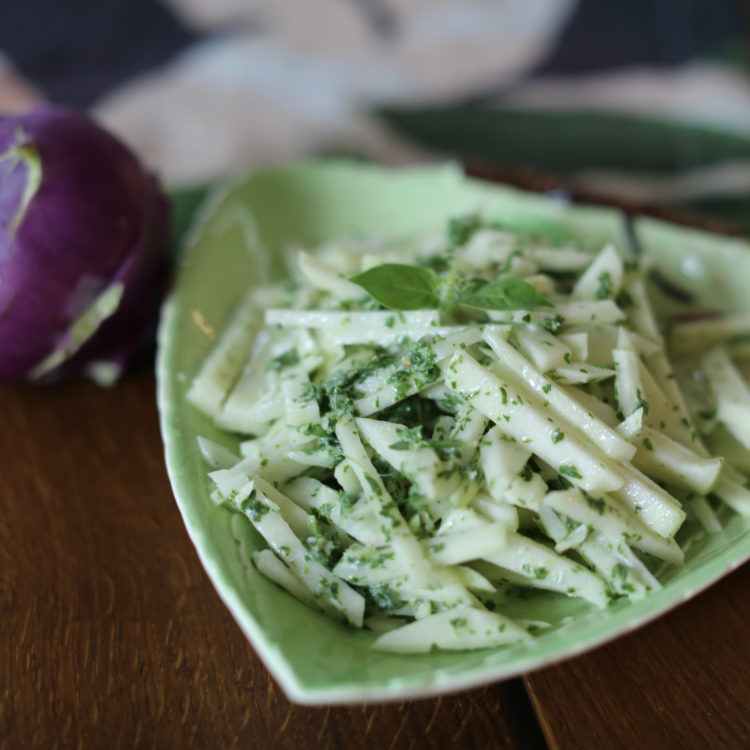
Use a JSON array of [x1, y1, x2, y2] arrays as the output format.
[[0, 370, 540, 749], [525, 562, 750, 750], [3, 366, 750, 749]]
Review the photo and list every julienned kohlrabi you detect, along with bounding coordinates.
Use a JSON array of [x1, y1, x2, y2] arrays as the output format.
[[0, 103, 170, 384]]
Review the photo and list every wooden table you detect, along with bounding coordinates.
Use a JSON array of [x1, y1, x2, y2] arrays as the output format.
[[3, 364, 750, 750]]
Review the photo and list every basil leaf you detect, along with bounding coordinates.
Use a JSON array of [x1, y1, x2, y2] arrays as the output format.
[[458, 276, 552, 311], [350, 264, 441, 310]]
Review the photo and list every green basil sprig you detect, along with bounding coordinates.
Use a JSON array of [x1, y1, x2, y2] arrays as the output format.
[[458, 276, 551, 311], [350, 264, 442, 310], [350, 263, 551, 312]]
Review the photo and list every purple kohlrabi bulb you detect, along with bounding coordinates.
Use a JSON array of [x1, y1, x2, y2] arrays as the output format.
[[0, 103, 170, 383]]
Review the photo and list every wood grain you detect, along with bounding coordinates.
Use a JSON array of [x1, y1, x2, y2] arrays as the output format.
[[524, 562, 750, 750], [0, 369, 538, 750], [6, 364, 749, 749]]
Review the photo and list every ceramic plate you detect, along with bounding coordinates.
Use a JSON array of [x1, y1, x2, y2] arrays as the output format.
[[157, 160, 750, 704]]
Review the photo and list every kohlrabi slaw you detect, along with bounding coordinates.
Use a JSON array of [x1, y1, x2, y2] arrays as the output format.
[[186, 213, 750, 653]]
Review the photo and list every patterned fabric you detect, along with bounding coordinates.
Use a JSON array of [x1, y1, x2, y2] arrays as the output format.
[[0, 0, 747, 190]]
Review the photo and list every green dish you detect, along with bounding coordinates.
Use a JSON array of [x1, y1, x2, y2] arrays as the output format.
[[156, 160, 750, 704]]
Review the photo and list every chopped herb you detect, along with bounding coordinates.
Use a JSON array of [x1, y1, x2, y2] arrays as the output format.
[[539, 314, 565, 333], [370, 551, 394, 568], [522, 564, 549, 580], [610, 563, 636, 594], [388, 440, 411, 451], [448, 213, 483, 247], [244, 497, 270, 522], [586, 495, 606, 515], [267, 348, 300, 372], [304, 422, 330, 439], [547, 475, 574, 491], [559, 464, 582, 479], [635, 389, 650, 416], [365, 474, 382, 495], [682, 417, 697, 441], [368, 584, 406, 611], [339, 492, 357, 515], [595, 271, 613, 300], [298, 382, 318, 403]]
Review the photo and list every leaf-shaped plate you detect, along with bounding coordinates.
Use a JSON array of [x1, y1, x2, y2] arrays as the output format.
[[157, 160, 750, 704]]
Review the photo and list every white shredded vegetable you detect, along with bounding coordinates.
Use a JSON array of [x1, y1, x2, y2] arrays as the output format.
[[186, 214, 750, 653]]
